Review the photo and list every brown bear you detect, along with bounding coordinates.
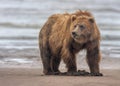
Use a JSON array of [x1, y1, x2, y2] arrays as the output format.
[[39, 10, 103, 76]]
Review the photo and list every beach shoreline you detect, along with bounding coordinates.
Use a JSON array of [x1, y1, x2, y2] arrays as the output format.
[[0, 57, 120, 86], [0, 68, 119, 86]]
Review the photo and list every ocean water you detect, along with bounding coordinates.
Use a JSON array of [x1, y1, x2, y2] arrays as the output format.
[[0, 0, 120, 65]]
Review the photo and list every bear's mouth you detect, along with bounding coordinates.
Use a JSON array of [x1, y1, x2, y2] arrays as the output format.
[[73, 34, 85, 39], [72, 35, 79, 39]]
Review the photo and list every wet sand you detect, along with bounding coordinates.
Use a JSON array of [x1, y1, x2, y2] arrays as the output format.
[[0, 57, 120, 86], [0, 68, 120, 86], [0, 46, 120, 86]]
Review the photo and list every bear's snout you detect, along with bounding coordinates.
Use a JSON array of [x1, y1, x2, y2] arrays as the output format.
[[72, 32, 78, 37]]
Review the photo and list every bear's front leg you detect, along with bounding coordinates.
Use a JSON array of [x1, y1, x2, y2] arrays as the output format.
[[63, 52, 78, 76], [87, 45, 103, 76]]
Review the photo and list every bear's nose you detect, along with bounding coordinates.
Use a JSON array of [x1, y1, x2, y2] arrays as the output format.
[[72, 32, 77, 37]]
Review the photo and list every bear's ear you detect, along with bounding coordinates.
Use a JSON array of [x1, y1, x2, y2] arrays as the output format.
[[71, 15, 77, 22], [89, 17, 94, 23]]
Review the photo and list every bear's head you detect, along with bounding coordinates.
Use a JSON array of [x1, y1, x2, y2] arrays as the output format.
[[70, 13, 100, 44]]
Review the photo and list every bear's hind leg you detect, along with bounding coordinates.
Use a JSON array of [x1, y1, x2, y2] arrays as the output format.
[[50, 57, 61, 74], [39, 38, 53, 75], [40, 48, 52, 75]]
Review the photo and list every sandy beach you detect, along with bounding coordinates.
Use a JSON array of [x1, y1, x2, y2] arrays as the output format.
[[0, 68, 120, 86], [0, 57, 120, 86]]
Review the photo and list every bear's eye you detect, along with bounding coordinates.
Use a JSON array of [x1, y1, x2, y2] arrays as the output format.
[[79, 25, 85, 30], [74, 25, 77, 28]]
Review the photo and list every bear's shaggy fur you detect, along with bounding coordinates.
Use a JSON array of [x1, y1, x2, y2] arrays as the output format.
[[39, 10, 103, 76]]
